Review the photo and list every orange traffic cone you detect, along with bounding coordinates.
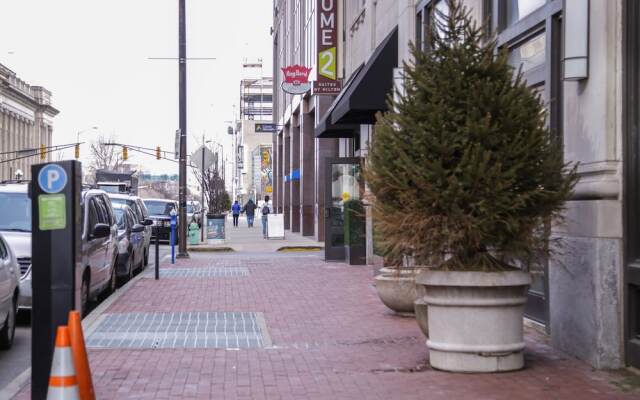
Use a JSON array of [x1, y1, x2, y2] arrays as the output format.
[[68, 311, 95, 400], [47, 326, 80, 399]]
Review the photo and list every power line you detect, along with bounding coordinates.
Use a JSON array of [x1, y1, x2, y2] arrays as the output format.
[[0, 143, 77, 164]]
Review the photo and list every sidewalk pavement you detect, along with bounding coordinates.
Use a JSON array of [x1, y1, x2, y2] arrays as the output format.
[[191, 214, 323, 253], [15, 250, 640, 399]]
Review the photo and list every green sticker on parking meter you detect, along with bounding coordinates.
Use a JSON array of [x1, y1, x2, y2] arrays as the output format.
[[38, 194, 66, 230]]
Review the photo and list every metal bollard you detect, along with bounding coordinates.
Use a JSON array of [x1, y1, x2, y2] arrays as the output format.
[[155, 227, 160, 280]]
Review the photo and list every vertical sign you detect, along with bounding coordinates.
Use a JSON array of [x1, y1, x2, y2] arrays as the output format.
[[314, 0, 342, 95]]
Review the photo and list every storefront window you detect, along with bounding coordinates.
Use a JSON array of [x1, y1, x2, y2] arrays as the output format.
[[506, 0, 546, 26]]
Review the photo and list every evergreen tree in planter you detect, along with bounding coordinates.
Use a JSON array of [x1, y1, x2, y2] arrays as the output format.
[[366, 0, 577, 372]]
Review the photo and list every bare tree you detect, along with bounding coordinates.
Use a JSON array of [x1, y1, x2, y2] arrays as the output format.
[[86, 135, 124, 183]]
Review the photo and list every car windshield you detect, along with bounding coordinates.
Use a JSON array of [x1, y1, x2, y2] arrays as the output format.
[[113, 208, 126, 229], [0, 192, 31, 232], [144, 200, 175, 216], [98, 184, 123, 193]]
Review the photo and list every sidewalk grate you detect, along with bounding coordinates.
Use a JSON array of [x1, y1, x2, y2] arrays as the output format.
[[148, 267, 250, 278], [85, 311, 269, 349]]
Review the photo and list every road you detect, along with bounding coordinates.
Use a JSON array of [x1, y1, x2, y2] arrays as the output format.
[[0, 245, 171, 395]]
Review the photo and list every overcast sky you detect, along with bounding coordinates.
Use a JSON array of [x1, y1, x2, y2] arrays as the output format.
[[0, 0, 273, 178]]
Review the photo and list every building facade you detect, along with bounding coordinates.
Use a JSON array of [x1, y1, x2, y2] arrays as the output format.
[[0, 63, 58, 180], [273, 0, 639, 370], [236, 75, 274, 203]]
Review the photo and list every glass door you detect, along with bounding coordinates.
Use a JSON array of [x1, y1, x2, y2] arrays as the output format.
[[324, 158, 362, 261], [624, 0, 640, 368]]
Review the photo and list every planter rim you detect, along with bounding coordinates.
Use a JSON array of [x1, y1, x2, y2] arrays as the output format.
[[416, 270, 531, 287], [375, 274, 416, 282]]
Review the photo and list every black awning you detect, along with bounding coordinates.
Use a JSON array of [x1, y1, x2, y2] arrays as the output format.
[[315, 64, 365, 138], [331, 27, 398, 125]]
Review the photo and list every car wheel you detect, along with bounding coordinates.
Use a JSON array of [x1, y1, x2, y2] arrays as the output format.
[[143, 248, 149, 267], [128, 255, 134, 281], [81, 274, 90, 317], [108, 266, 117, 294], [0, 294, 17, 350]]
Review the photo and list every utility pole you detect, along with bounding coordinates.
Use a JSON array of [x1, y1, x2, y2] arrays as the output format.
[[177, 0, 188, 258], [201, 133, 205, 242]]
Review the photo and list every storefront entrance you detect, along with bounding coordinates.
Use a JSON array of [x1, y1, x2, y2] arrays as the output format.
[[324, 158, 362, 261], [624, 0, 640, 369]]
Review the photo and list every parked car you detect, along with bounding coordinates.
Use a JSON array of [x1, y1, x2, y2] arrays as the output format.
[[79, 190, 119, 315], [108, 193, 153, 266], [143, 198, 179, 243], [0, 181, 33, 310], [112, 204, 146, 283], [0, 183, 117, 316], [0, 233, 19, 349]]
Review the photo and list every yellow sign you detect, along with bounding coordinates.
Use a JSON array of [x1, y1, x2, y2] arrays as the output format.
[[318, 47, 337, 80], [341, 191, 351, 202]]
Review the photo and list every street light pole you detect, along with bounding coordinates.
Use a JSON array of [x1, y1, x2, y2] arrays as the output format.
[[201, 134, 205, 242], [177, 0, 188, 258]]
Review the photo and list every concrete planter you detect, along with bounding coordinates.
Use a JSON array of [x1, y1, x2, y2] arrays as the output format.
[[416, 270, 531, 373], [374, 273, 419, 315], [414, 298, 429, 338]]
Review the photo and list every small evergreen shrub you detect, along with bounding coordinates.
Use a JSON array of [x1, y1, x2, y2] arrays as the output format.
[[365, 0, 577, 271]]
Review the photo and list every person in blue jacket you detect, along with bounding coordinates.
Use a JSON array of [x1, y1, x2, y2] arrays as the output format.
[[231, 200, 241, 227]]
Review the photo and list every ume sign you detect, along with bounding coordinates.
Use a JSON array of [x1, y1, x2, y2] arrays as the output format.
[[314, 0, 341, 95]]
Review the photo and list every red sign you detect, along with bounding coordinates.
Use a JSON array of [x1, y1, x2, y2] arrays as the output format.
[[280, 65, 312, 94], [314, 0, 342, 95]]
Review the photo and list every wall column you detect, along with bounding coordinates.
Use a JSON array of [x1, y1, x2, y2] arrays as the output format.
[[283, 126, 291, 229], [290, 114, 301, 233], [300, 103, 315, 236]]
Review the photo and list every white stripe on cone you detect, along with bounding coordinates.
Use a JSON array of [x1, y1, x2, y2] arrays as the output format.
[[47, 346, 79, 400]]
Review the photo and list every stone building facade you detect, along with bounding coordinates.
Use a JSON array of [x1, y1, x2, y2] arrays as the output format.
[[0, 63, 58, 180], [273, 0, 639, 370]]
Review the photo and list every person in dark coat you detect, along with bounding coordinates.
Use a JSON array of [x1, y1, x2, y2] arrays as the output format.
[[242, 199, 257, 227], [231, 200, 241, 227]]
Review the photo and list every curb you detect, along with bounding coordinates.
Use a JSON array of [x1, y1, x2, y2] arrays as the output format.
[[187, 246, 235, 252], [276, 246, 323, 252], [0, 255, 168, 400]]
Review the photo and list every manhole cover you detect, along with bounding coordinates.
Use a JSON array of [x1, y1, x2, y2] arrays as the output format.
[[149, 267, 249, 278], [86, 312, 270, 349]]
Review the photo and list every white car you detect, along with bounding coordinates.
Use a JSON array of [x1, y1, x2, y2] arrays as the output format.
[[0, 233, 20, 349]]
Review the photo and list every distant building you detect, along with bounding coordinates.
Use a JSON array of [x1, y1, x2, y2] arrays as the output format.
[[0, 63, 59, 180], [235, 65, 273, 203]]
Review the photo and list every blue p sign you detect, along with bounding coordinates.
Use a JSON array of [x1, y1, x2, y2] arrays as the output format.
[[37, 164, 68, 194]]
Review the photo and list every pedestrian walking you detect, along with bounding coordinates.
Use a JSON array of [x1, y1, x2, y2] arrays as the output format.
[[261, 195, 271, 238], [243, 199, 257, 227], [231, 200, 241, 227]]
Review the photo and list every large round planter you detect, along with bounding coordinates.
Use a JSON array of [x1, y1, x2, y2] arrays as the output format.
[[414, 298, 429, 338], [374, 274, 418, 315], [416, 270, 531, 373]]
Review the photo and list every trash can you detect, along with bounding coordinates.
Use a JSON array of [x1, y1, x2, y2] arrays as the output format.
[[188, 222, 200, 245]]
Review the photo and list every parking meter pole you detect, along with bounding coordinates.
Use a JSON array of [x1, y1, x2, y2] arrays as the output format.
[[154, 227, 160, 280], [170, 210, 177, 264], [30, 160, 82, 400]]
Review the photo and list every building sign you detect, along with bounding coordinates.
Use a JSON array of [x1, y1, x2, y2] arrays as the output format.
[[255, 123, 278, 133], [314, 0, 342, 95], [281, 65, 312, 94]]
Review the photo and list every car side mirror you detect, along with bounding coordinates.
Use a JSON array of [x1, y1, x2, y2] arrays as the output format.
[[143, 218, 153, 226], [92, 223, 111, 239], [131, 224, 145, 233]]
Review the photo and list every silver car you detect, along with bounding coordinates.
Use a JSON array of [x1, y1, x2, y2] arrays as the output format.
[[0, 182, 32, 310], [108, 193, 153, 266], [0, 233, 20, 349]]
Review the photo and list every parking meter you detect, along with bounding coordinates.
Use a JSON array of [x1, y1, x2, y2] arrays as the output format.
[[170, 209, 177, 264], [30, 160, 81, 400]]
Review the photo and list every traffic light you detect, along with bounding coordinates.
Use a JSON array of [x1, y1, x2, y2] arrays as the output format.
[[156, 146, 161, 160], [74, 144, 80, 159], [40, 144, 45, 160], [122, 146, 128, 161]]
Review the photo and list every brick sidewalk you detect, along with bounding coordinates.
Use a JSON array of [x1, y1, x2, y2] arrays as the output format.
[[16, 252, 639, 399]]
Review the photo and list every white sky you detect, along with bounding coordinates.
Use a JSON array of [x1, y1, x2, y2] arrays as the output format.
[[0, 0, 273, 179]]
